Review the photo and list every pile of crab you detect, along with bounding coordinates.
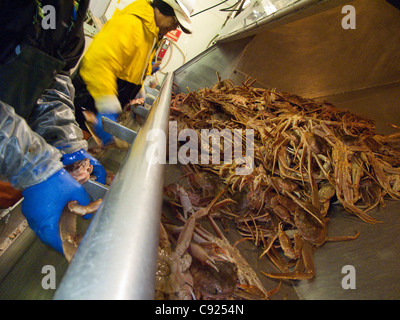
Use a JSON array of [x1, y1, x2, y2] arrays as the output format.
[[157, 75, 400, 299], [157, 185, 280, 299]]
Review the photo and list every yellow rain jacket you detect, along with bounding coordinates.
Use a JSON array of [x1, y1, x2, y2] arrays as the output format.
[[80, 0, 159, 100]]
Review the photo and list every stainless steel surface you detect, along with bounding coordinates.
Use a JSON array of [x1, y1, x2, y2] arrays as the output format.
[[144, 86, 159, 106], [173, 38, 253, 91], [231, 0, 400, 99], [53, 74, 173, 300], [132, 104, 150, 119], [82, 180, 109, 201], [217, 0, 352, 43], [131, 86, 158, 119], [102, 116, 138, 144], [295, 200, 400, 300], [0, 202, 68, 300], [317, 81, 400, 136], [0, 199, 26, 256], [178, 0, 400, 101]]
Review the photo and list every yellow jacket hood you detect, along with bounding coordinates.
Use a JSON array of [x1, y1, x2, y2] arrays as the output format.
[[80, 0, 159, 100], [114, 0, 157, 33]]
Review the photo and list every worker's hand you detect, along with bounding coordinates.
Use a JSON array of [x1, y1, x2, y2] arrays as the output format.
[[21, 169, 91, 253], [93, 95, 121, 146], [93, 112, 119, 146], [61, 149, 107, 184], [94, 95, 122, 114], [152, 61, 161, 74]]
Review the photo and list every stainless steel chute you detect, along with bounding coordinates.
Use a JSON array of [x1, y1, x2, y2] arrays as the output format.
[[172, 0, 400, 299]]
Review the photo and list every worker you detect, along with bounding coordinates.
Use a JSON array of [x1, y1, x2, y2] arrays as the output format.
[[0, 0, 105, 254], [74, 0, 195, 145]]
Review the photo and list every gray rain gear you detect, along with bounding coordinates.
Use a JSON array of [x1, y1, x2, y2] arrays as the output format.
[[0, 74, 87, 190]]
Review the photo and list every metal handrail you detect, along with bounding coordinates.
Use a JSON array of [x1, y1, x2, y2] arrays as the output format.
[[54, 73, 173, 300]]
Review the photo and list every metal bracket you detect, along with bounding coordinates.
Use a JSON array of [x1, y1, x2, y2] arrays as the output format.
[[131, 86, 159, 119], [101, 117, 138, 145], [82, 180, 109, 201], [144, 86, 159, 100], [131, 104, 150, 119]]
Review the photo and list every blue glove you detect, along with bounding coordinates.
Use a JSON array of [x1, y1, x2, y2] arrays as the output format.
[[61, 148, 106, 184], [22, 169, 91, 253], [93, 113, 119, 146], [151, 61, 160, 74]]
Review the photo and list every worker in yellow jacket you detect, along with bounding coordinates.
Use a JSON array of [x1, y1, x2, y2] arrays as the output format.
[[75, 0, 195, 144]]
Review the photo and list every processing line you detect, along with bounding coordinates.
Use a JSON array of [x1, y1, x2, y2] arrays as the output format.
[[1, 0, 400, 300], [54, 74, 173, 299]]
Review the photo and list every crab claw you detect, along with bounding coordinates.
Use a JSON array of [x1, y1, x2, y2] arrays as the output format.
[[204, 258, 219, 273], [189, 242, 219, 272], [199, 242, 231, 262]]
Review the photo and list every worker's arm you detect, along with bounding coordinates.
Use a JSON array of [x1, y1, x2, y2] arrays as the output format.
[[0, 100, 90, 253], [79, 14, 152, 112], [79, 14, 155, 145], [28, 74, 88, 154], [0, 100, 63, 190], [28, 74, 106, 184]]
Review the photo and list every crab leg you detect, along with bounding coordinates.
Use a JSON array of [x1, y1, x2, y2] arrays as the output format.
[[67, 199, 103, 216], [262, 239, 315, 280], [189, 242, 219, 272]]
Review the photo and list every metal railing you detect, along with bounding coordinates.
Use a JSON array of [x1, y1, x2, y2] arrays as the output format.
[[54, 73, 173, 300]]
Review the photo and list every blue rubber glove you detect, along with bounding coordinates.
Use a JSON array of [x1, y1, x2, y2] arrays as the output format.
[[151, 61, 160, 74], [93, 113, 119, 146], [22, 169, 91, 253], [61, 148, 106, 185]]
